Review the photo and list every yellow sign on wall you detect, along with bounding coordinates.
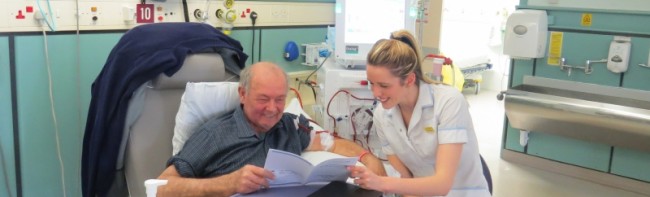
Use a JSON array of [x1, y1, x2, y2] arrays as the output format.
[[547, 31, 564, 66], [581, 13, 593, 26]]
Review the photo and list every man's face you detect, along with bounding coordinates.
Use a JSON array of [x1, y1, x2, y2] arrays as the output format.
[[239, 73, 287, 133]]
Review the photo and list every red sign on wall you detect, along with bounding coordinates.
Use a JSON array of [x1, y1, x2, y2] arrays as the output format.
[[136, 4, 154, 23]]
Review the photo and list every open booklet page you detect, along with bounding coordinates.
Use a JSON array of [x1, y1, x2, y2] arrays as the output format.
[[264, 149, 357, 187]]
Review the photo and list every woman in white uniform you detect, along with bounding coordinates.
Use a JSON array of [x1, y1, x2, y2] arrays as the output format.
[[347, 30, 491, 197]]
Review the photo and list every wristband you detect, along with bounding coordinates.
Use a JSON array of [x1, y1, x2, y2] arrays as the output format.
[[358, 150, 370, 162]]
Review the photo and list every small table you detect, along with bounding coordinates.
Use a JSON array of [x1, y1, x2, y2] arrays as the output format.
[[308, 181, 382, 197]]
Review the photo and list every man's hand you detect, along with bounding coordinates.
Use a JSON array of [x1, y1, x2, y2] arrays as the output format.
[[158, 164, 276, 197], [228, 164, 276, 194]]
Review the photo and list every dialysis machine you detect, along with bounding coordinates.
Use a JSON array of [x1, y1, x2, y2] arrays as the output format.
[[316, 58, 379, 155], [315, 0, 418, 159]]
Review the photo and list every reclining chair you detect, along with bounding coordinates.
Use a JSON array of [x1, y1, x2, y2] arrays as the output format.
[[108, 53, 238, 196]]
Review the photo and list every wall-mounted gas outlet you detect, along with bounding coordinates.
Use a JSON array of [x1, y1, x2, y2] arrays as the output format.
[[641, 50, 650, 69], [607, 36, 631, 73], [646, 52, 650, 66]]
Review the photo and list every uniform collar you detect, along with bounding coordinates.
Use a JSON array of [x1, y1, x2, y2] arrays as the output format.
[[418, 82, 435, 109], [233, 105, 285, 138], [409, 82, 434, 130]]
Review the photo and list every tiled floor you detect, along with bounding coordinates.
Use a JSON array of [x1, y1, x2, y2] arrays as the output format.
[[464, 88, 648, 197]]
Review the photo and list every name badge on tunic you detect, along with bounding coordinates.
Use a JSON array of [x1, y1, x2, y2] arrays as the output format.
[[424, 126, 436, 134]]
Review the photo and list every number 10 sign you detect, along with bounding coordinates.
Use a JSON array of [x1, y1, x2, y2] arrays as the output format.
[[136, 4, 154, 23]]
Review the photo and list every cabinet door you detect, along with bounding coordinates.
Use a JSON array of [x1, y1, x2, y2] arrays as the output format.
[[14, 33, 121, 197], [0, 36, 17, 197]]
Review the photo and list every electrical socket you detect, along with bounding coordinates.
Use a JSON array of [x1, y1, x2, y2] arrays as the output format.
[[271, 7, 288, 20], [287, 71, 318, 110], [250, 11, 258, 25], [288, 71, 316, 88], [34, 10, 47, 20]]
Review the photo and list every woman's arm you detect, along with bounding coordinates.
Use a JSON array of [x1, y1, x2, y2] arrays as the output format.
[[349, 143, 463, 196], [306, 134, 387, 176], [386, 155, 412, 178]]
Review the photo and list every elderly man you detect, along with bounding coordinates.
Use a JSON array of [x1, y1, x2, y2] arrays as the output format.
[[157, 62, 385, 196]]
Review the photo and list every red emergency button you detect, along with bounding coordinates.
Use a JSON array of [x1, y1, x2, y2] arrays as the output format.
[[158, 16, 164, 21]]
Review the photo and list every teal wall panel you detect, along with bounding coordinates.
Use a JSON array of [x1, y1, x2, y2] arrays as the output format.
[[230, 29, 260, 67], [0, 36, 17, 197], [534, 32, 619, 87], [622, 37, 650, 91], [79, 33, 123, 130], [219, 28, 328, 72], [611, 147, 650, 182], [15, 35, 82, 197], [527, 132, 611, 172], [509, 59, 535, 87], [260, 27, 328, 72]]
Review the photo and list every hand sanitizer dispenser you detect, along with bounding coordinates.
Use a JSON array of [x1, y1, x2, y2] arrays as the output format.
[[503, 10, 548, 59], [607, 36, 631, 73]]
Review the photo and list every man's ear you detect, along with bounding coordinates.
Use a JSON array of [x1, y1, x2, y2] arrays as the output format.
[[238, 86, 246, 102]]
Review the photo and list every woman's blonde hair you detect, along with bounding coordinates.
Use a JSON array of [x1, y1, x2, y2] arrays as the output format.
[[366, 29, 436, 86]]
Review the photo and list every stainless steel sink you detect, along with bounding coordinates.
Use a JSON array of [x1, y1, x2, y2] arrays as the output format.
[[500, 76, 650, 152]]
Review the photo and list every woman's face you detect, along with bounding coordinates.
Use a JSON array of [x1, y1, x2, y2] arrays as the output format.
[[366, 65, 407, 109]]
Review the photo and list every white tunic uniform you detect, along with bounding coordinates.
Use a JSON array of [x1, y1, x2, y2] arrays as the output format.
[[374, 82, 490, 197]]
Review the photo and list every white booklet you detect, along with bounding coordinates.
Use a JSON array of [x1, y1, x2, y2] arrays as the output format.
[[263, 149, 357, 187]]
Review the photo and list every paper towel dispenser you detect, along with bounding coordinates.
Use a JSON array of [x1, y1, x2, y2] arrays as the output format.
[[504, 10, 548, 59]]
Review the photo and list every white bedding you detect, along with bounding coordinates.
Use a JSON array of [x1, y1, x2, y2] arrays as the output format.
[[453, 55, 491, 69]]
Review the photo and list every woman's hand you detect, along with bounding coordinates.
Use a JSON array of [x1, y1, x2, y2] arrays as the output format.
[[347, 165, 387, 192]]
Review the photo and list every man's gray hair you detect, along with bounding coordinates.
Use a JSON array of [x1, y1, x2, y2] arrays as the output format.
[[239, 63, 290, 94]]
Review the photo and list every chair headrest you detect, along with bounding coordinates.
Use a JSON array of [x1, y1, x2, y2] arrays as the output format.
[[151, 53, 226, 89]]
